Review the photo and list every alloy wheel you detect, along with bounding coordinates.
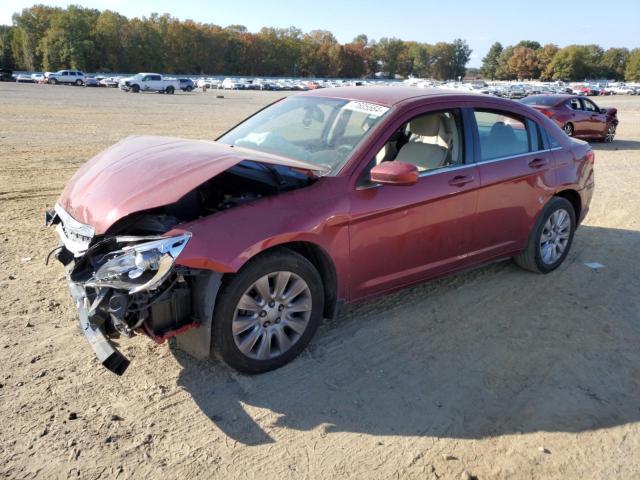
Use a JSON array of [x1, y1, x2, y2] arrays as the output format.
[[232, 271, 312, 360], [605, 125, 615, 143], [539, 208, 571, 265], [564, 123, 574, 136]]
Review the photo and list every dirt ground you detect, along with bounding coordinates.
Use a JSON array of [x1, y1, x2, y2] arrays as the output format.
[[0, 83, 639, 480]]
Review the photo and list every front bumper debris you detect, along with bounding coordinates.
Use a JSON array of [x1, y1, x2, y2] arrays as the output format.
[[68, 280, 130, 375]]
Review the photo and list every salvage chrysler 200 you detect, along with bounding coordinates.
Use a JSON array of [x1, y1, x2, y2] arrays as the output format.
[[46, 87, 595, 375]]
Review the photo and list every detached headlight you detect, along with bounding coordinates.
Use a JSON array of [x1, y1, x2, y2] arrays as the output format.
[[86, 233, 191, 293]]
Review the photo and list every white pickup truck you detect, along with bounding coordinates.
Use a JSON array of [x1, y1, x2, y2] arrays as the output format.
[[119, 73, 180, 94]]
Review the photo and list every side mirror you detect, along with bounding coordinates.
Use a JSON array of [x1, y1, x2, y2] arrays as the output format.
[[370, 161, 419, 186], [600, 108, 607, 114]]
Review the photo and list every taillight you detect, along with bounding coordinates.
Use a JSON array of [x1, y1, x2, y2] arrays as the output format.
[[541, 109, 554, 118]]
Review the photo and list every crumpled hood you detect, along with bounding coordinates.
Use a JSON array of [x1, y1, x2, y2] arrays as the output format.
[[58, 135, 323, 235]]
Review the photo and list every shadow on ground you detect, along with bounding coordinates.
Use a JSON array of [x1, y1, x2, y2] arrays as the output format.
[[590, 139, 640, 151], [173, 225, 640, 445]]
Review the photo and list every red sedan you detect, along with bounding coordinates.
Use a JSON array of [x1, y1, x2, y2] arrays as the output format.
[[521, 94, 618, 142], [47, 87, 595, 375]]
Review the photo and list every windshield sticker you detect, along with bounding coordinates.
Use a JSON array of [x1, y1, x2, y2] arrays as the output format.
[[343, 101, 389, 117]]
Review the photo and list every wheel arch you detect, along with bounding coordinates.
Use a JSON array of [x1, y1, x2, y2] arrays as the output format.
[[229, 241, 340, 320], [554, 189, 581, 224]]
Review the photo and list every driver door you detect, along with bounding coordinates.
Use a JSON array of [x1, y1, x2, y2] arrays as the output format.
[[581, 98, 606, 136], [347, 107, 480, 300]]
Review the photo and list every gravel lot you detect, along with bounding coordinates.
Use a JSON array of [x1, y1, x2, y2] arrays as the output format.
[[0, 83, 639, 480]]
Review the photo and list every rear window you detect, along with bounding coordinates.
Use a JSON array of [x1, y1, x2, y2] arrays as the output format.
[[520, 95, 560, 107], [473, 110, 532, 161]]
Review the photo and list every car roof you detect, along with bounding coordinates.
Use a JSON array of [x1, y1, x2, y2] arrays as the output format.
[[299, 86, 474, 107]]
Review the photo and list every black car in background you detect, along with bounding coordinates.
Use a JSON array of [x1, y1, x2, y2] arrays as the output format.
[[0, 68, 13, 82]]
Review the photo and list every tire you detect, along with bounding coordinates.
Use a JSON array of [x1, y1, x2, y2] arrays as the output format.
[[514, 197, 576, 274], [75, 79, 83, 86], [213, 249, 324, 373], [563, 123, 574, 137], [166, 86, 175, 94], [185, 86, 193, 92], [49, 78, 57, 85], [603, 124, 616, 143], [131, 84, 140, 93]]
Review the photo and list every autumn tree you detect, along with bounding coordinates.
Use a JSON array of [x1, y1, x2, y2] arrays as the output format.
[[505, 46, 539, 79], [537, 44, 559, 80]]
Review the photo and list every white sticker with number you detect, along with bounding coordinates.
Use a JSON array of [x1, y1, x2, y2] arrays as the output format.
[[343, 101, 389, 117]]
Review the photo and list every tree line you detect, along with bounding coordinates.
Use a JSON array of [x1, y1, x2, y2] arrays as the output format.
[[480, 41, 640, 82], [0, 5, 471, 79]]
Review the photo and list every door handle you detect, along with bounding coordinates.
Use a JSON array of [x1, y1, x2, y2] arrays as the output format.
[[528, 158, 549, 169], [448, 175, 474, 187]]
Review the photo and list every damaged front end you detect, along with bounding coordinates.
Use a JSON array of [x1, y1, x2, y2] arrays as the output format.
[[47, 206, 199, 375]]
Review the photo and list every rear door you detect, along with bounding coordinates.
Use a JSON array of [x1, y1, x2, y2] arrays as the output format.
[[471, 108, 555, 259]]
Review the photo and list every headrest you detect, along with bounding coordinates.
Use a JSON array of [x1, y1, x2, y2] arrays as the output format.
[[410, 114, 440, 136]]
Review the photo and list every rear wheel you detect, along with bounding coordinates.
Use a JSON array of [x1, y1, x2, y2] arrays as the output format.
[[166, 86, 175, 94], [75, 79, 83, 86], [514, 197, 576, 273], [563, 123, 574, 137], [213, 249, 324, 373]]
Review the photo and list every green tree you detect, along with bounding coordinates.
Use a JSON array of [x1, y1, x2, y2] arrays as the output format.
[[374, 37, 405, 77], [625, 49, 640, 81], [516, 40, 542, 50], [451, 38, 472, 79], [600, 47, 629, 79], [480, 41, 503, 79]]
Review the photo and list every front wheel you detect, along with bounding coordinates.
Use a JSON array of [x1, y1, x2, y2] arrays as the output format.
[[514, 197, 576, 273], [603, 124, 616, 143], [131, 84, 140, 93], [49, 78, 57, 85], [563, 123, 574, 137], [213, 249, 324, 373]]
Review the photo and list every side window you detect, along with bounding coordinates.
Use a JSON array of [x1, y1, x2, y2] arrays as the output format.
[[152, 75, 162, 81], [62, 71, 69, 76], [473, 110, 531, 161], [142, 76, 150, 81], [568, 99, 582, 110], [364, 109, 464, 179], [582, 99, 598, 112]]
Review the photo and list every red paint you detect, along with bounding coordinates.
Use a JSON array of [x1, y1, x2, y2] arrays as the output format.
[[523, 94, 618, 140], [142, 321, 201, 344], [370, 161, 419, 185]]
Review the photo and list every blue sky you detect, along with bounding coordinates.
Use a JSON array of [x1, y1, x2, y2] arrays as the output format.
[[2, 0, 639, 67]]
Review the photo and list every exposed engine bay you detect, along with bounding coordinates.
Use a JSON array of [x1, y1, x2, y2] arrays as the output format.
[[47, 161, 315, 374]]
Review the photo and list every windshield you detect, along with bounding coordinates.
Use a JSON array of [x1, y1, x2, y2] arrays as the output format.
[[218, 96, 389, 174], [521, 95, 561, 106]]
